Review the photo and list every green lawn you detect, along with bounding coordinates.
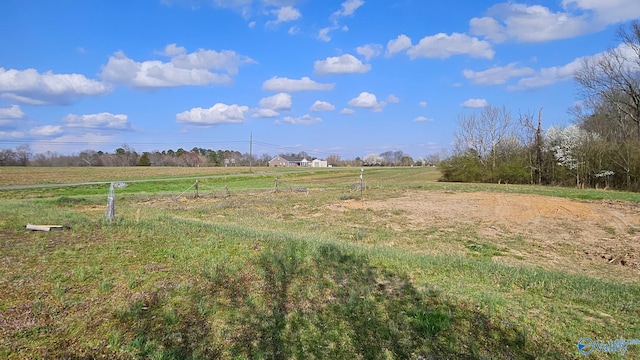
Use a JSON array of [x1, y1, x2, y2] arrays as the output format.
[[0, 166, 638, 359]]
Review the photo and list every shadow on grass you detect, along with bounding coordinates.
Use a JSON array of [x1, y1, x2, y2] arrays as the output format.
[[115, 242, 560, 359]]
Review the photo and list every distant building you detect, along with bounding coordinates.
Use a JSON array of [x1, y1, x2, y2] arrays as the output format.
[[311, 159, 328, 167], [269, 155, 305, 167], [268, 155, 328, 167]]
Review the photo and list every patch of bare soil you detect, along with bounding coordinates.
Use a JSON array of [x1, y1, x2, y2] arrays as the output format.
[[328, 191, 640, 278]]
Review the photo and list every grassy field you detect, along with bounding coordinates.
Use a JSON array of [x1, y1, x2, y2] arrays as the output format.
[[1, 166, 639, 359]]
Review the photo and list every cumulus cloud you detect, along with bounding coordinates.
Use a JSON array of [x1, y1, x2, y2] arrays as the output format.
[[463, 63, 535, 85], [259, 92, 292, 110], [160, 43, 187, 57], [0, 67, 112, 105], [318, 0, 363, 41], [470, 4, 589, 43], [317, 27, 333, 42], [348, 92, 386, 112], [314, 54, 371, 75], [509, 57, 582, 90], [0, 105, 25, 120], [468, 1, 640, 43], [101, 45, 255, 88], [386, 94, 400, 103], [310, 100, 335, 112], [356, 43, 382, 61], [282, 114, 322, 125], [407, 33, 494, 59], [262, 76, 335, 92], [333, 0, 364, 17], [386, 34, 412, 57], [461, 98, 489, 108], [419, 101, 427, 107], [269, 6, 301, 25], [63, 113, 130, 130], [252, 108, 280, 118], [176, 103, 249, 125], [29, 125, 63, 136], [562, 0, 640, 24], [414, 116, 433, 122], [317, 22, 350, 42], [340, 108, 355, 115]]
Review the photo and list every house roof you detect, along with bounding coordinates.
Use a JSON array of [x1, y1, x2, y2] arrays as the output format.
[[277, 155, 304, 162]]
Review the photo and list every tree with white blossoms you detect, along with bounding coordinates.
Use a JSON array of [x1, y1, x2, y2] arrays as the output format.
[[544, 125, 592, 187], [362, 153, 384, 166]]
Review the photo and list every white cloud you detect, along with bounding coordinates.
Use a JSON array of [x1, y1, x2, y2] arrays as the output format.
[[0, 130, 24, 139], [63, 113, 130, 129], [340, 108, 355, 115], [30, 125, 63, 136], [467, 1, 639, 43], [333, 0, 365, 17], [0, 67, 112, 105], [463, 63, 535, 85], [562, 0, 640, 24], [318, 27, 333, 42], [252, 108, 280, 118], [282, 114, 322, 125], [176, 103, 249, 125], [0, 105, 25, 120], [469, 17, 507, 43], [386, 34, 412, 57], [509, 57, 582, 90], [262, 76, 335, 92], [319, 0, 362, 42], [310, 100, 335, 112], [356, 43, 382, 61], [348, 92, 386, 112], [170, 47, 255, 75], [414, 116, 433, 122], [162, 0, 301, 19], [248, 21, 257, 28], [314, 54, 371, 75], [419, 101, 427, 107], [160, 43, 186, 56], [386, 94, 400, 103], [259, 92, 292, 110], [101, 45, 254, 88], [407, 33, 494, 59], [461, 98, 489, 108], [288, 25, 299, 34], [504, 45, 633, 91], [30, 133, 112, 154], [269, 6, 301, 25]]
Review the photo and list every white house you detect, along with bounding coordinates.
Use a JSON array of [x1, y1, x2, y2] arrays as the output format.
[[311, 159, 328, 167]]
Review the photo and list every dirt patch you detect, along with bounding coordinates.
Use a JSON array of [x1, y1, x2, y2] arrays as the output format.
[[327, 191, 640, 276]]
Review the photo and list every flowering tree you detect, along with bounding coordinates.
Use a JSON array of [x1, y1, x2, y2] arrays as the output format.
[[544, 125, 591, 187], [362, 153, 384, 166]]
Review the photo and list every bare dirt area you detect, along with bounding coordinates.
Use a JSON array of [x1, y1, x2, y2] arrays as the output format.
[[329, 191, 640, 278]]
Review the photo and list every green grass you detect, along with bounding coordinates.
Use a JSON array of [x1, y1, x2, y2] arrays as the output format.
[[0, 166, 638, 359]]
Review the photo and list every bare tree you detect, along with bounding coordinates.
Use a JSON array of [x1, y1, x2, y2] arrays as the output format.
[[326, 154, 341, 166], [575, 21, 640, 139], [520, 108, 544, 184], [454, 105, 513, 171]]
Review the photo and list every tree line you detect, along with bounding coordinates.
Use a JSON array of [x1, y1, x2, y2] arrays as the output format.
[[0, 144, 439, 168], [440, 21, 640, 192]]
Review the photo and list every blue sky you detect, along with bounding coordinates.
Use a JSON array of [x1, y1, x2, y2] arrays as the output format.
[[1, 0, 639, 160]]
